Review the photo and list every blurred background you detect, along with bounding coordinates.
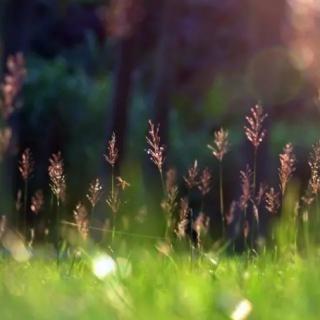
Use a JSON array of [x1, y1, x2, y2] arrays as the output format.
[[1, 0, 320, 240]]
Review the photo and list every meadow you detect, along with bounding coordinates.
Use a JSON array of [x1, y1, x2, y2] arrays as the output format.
[[1, 246, 320, 319], [1, 53, 320, 320]]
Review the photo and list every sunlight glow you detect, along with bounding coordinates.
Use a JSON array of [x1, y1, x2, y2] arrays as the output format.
[[230, 299, 252, 320], [92, 254, 116, 279]]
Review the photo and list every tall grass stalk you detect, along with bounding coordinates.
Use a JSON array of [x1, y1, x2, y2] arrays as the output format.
[[243, 209, 249, 251], [111, 167, 116, 244], [159, 170, 165, 194], [208, 128, 229, 238], [23, 180, 28, 237], [189, 208, 194, 268], [48, 152, 66, 264], [253, 148, 257, 195], [19, 148, 34, 238], [161, 168, 178, 240], [105, 132, 119, 245], [244, 104, 267, 246], [146, 120, 165, 187], [219, 162, 225, 237], [56, 200, 62, 265], [316, 195, 320, 226]]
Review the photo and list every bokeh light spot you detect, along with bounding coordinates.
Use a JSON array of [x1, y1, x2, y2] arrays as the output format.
[[230, 299, 253, 320], [92, 254, 116, 279], [246, 47, 303, 105]]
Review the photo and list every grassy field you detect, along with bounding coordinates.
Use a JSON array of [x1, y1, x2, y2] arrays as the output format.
[[0, 104, 318, 319], [0, 57, 320, 320], [0, 243, 320, 320]]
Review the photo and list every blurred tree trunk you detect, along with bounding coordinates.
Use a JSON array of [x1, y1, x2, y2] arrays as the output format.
[[110, 37, 136, 166], [142, 0, 177, 233], [108, 0, 175, 166], [152, 0, 176, 148]]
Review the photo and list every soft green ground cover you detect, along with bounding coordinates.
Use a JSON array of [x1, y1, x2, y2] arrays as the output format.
[[0, 246, 319, 320]]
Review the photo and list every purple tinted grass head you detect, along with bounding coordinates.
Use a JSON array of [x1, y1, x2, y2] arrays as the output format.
[[198, 167, 212, 196], [1, 53, 26, 119], [105, 132, 118, 168], [308, 140, 320, 195], [19, 148, 34, 181], [265, 187, 280, 215], [176, 197, 190, 240], [146, 120, 165, 174], [208, 128, 229, 162], [193, 212, 210, 249], [244, 104, 268, 150], [184, 160, 199, 190], [86, 178, 103, 209], [73, 202, 89, 240], [239, 165, 253, 211], [279, 143, 296, 195], [48, 152, 66, 203], [161, 168, 179, 216], [30, 190, 44, 215]]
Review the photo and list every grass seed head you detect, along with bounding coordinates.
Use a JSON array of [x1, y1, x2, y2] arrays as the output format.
[[301, 189, 315, 207], [116, 176, 130, 191], [308, 140, 320, 195], [105, 132, 118, 168], [244, 104, 268, 149], [255, 183, 267, 206], [279, 143, 296, 195], [193, 212, 210, 248], [106, 188, 120, 215], [265, 187, 280, 215], [208, 128, 229, 162], [30, 190, 44, 215], [176, 197, 190, 239], [226, 201, 236, 225], [146, 120, 165, 173], [19, 148, 34, 181], [48, 152, 66, 203], [73, 202, 89, 240], [87, 178, 103, 208], [161, 169, 178, 215], [239, 165, 253, 211], [184, 160, 199, 189], [1, 53, 26, 118], [198, 167, 212, 196]]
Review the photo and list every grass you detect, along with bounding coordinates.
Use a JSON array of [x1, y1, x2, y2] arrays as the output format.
[[0, 247, 320, 319], [2, 53, 320, 319]]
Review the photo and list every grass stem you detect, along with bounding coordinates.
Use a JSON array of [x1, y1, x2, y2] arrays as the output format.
[[219, 162, 225, 238], [23, 180, 28, 238]]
